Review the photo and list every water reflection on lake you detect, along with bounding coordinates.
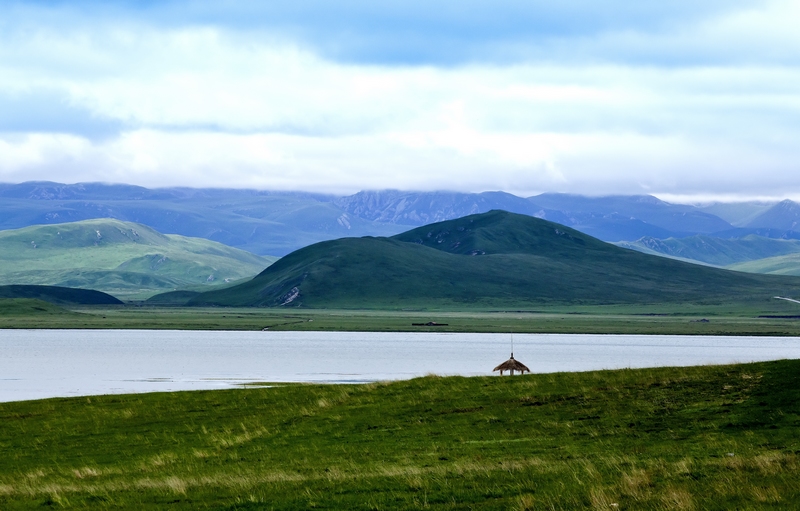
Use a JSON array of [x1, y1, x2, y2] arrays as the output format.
[[1, 329, 799, 402]]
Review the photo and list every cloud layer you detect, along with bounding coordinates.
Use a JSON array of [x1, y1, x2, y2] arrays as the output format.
[[1, 0, 800, 199]]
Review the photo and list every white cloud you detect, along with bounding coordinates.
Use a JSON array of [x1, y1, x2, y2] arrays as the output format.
[[1, 1, 800, 199]]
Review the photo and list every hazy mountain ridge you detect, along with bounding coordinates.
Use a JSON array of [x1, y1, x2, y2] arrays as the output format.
[[333, 190, 561, 225], [529, 193, 734, 238], [745, 200, 800, 230], [697, 201, 776, 226], [0, 181, 333, 202], [0, 185, 403, 256], [3, 182, 799, 265]]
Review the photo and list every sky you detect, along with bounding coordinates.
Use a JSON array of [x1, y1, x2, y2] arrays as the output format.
[[1, 0, 800, 201]]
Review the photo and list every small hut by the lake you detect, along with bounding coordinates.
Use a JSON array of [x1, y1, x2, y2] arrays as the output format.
[[493, 353, 530, 375]]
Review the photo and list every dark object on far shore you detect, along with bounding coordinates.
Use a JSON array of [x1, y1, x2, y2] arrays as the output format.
[[493, 353, 530, 375], [412, 322, 448, 326]]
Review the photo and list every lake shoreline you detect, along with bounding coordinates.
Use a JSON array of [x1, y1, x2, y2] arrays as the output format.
[[4, 302, 800, 335], [2, 329, 799, 403]]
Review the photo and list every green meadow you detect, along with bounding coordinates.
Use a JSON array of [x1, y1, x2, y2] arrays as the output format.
[[2, 297, 800, 335], [1, 360, 798, 509]]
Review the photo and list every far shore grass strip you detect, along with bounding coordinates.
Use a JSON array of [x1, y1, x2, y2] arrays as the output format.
[[3, 299, 800, 335]]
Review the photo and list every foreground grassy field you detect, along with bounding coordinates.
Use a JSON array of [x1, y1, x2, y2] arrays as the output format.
[[2, 298, 800, 335], [1, 360, 799, 509]]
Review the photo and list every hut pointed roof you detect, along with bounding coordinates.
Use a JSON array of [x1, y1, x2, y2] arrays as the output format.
[[493, 353, 530, 374]]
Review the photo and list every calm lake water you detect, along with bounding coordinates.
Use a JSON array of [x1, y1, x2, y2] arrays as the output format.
[[1, 329, 799, 402]]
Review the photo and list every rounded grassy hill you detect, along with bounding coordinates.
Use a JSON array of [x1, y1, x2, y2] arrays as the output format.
[[189, 211, 800, 308]]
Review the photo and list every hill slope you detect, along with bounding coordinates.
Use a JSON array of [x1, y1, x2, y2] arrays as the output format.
[[0, 285, 122, 305], [617, 235, 800, 267], [191, 211, 800, 308], [0, 219, 275, 299], [727, 252, 800, 277]]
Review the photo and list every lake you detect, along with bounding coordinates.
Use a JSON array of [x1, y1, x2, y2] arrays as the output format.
[[1, 329, 799, 402]]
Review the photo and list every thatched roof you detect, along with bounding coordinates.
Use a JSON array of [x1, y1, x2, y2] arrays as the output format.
[[493, 354, 530, 375]]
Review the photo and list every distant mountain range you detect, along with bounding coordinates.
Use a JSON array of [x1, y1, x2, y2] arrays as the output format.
[[333, 190, 550, 225], [0, 182, 402, 256], [186, 211, 800, 309], [3, 181, 800, 270]]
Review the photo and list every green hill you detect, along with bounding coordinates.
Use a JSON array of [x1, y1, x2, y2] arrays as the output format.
[[727, 252, 800, 276], [0, 285, 122, 305], [144, 290, 202, 305], [0, 219, 276, 300], [190, 211, 800, 309], [617, 234, 800, 267]]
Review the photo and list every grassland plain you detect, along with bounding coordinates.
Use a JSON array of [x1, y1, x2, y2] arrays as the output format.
[[0, 298, 81, 317], [3, 300, 800, 335], [0, 360, 798, 509]]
